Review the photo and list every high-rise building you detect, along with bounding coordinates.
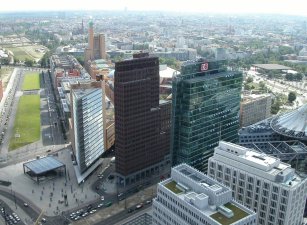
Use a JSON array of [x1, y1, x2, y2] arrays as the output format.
[[240, 94, 271, 128], [114, 52, 171, 186], [84, 20, 106, 63], [93, 34, 106, 60], [172, 59, 242, 171], [152, 163, 257, 225], [208, 141, 307, 225], [88, 20, 94, 55], [70, 80, 106, 183]]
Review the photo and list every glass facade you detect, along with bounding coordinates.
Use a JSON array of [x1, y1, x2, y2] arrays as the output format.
[[73, 88, 105, 173], [172, 60, 242, 172]]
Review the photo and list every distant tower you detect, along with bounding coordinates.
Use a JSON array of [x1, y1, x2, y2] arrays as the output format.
[[99, 34, 106, 59], [81, 19, 84, 34]]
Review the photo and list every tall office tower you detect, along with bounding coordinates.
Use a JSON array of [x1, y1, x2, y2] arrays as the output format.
[[93, 33, 106, 60], [208, 141, 307, 225], [152, 163, 257, 225], [172, 59, 242, 171], [240, 94, 271, 127], [70, 81, 106, 183], [114, 52, 171, 186]]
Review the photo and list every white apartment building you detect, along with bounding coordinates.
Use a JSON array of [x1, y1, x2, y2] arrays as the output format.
[[152, 163, 257, 225], [208, 141, 307, 225]]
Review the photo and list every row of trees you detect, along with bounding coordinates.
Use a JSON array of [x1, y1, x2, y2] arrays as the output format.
[[285, 73, 303, 81]]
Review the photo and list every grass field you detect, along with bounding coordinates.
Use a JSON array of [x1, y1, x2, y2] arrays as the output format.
[[22, 73, 40, 90], [6, 44, 46, 62], [9, 95, 41, 150]]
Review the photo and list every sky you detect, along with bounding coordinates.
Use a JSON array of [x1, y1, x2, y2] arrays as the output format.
[[0, 0, 307, 17]]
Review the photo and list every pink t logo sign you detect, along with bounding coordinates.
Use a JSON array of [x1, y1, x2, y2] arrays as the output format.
[[201, 63, 208, 71]]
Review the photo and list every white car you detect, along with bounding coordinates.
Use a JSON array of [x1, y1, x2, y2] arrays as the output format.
[[101, 196, 104, 201]]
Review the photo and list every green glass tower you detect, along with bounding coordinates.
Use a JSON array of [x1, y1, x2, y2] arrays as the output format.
[[172, 59, 242, 171]]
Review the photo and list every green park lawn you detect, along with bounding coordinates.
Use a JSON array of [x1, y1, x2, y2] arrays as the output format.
[[22, 73, 40, 90], [9, 95, 41, 150]]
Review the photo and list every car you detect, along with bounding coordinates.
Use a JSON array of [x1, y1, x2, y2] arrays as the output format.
[[105, 201, 112, 207], [118, 193, 124, 197], [97, 203, 104, 208], [135, 203, 143, 209], [145, 200, 152, 205], [82, 212, 88, 217], [87, 204, 92, 210], [74, 216, 80, 221], [41, 218, 47, 223], [89, 209, 96, 214], [108, 175, 114, 180], [100, 196, 104, 201], [128, 208, 134, 213], [23, 203, 28, 207]]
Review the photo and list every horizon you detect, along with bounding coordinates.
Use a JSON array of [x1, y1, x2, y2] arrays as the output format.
[[0, 0, 307, 18]]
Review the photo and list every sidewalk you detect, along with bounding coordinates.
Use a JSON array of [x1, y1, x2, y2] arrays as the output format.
[[0, 148, 100, 216]]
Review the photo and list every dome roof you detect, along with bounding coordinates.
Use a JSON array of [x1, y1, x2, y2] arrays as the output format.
[[270, 104, 307, 140], [89, 20, 94, 28]]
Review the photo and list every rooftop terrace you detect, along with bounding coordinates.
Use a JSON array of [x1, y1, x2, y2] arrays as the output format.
[[210, 203, 249, 225]]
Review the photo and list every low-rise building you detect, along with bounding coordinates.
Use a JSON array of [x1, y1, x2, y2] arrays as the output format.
[[153, 163, 257, 225], [208, 141, 307, 225], [240, 94, 271, 128]]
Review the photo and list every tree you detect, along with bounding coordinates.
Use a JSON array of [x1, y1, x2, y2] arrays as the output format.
[[0, 57, 9, 65], [40, 52, 51, 68], [246, 76, 253, 83], [288, 91, 296, 103], [76, 56, 85, 67], [24, 58, 34, 67], [271, 100, 281, 114], [295, 73, 303, 81], [285, 73, 294, 81]]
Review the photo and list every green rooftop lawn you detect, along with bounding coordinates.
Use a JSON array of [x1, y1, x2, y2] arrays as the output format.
[[9, 95, 41, 150], [210, 202, 249, 225], [22, 73, 40, 90], [164, 180, 183, 194]]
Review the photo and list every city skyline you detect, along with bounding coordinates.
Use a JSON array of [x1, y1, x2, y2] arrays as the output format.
[[1, 0, 307, 17]]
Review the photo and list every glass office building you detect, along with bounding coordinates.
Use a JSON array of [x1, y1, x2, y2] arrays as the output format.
[[172, 59, 242, 171], [72, 87, 105, 173]]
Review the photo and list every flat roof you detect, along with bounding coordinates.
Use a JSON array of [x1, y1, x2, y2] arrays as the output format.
[[159, 65, 178, 78], [23, 157, 65, 175], [253, 64, 291, 70]]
